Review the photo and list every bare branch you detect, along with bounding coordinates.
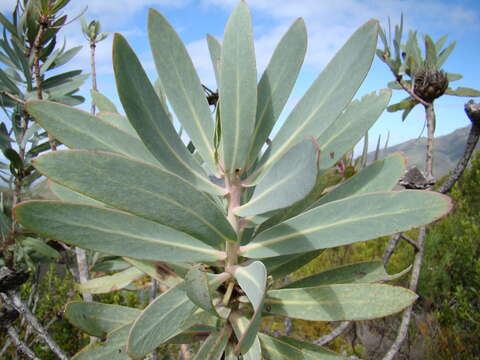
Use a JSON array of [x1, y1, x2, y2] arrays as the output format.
[[6, 325, 40, 360], [0, 91, 25, 105], [382, 226, 426, 360], [438, 101, 480, 194], [383, 233, 401, 265], [400, 234, 419, 250], [314, 321, 352, 346], [1, 292, 69, 360]]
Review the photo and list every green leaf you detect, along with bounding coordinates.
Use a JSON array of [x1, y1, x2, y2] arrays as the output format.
[[206, 34, 221, 86], [127, 282, 198, 358], [15, 201, 226, 263], [283, 261, 411, 288], [232, 261, 266, 354], [4, 148, 23, 170], [264, 283, 417, 321], [22, 237, 60, 259], [72, 324, 131, 360], [167, 324, 215, 344], [50, 46, 82, 69], [259, 333, 344, 360], [186, 267, 225, 316], [48, 180, 104, 207], [230, 315, 262, 359], [445, 87, 480, 97], [318, 89, 391, 169], [192, 325, 232, 360], [241, 191, 452, 258], [25, 100, 160, 166], [235, 139, 318, 217], [446, 73, 462, 82], [247, 18, 307, 165], [113, 34, 224, 196], [0, 68, 20, 94], [424, 34, 437, 66], [263, 250, 323, 279], [123, 258, 164, 282], [0, 13, 17, 36], [252, 20, 378, 181], [91, 90, 118, 113], [78, 267, 144, 294], [34, 151, 235, 248], [219, 1, 257, 174], [437, 41, 456, 68], [65, 301, 140, 337], [435, 34, 448, 53], [148, 9, 218, 176], [96, 112, 138, 137], [387, 97, 417, 112], [313, 153, 407, 208]]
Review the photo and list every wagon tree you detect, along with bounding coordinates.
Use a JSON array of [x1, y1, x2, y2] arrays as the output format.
[[14, 1, 451, 359]]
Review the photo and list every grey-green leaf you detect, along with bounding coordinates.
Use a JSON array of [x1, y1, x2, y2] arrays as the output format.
[[247, 18, 307, 165], [96, 112, 138, 137], [265, 284, 417, 321], [34, 150, 235, 248], [219, 1, 257, 174], [207, 34, 222, 86], [318, 89, 391, 169], [113, 34, 224, 195], [192, 325, 232, 360], [313, 153, 407, 208], [259, 333, 345, 360], [283, 261, 410, 288], [91, 90, 118, 113], [445, 87, 480, 97], [241, 191, 452, 258], [235, 139, 318, 217], [15, 201, 226, 263], [253, 20, 378, 181], [64, 301, 140, 337], [263, 250, 323, 279], [25, 100, 160, 166], [78, 267, 144, 294], [186, 267, 222, 316], [72, 324, 131, 360], [49, 180, 104, 207], [127, 282, 198, 358], [148, 9, 218, 175]]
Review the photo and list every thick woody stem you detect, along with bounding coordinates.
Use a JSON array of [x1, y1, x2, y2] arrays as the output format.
[[6, 325, 40, 360], [90, 40, 98, 115], [424, 103, 436, 179]]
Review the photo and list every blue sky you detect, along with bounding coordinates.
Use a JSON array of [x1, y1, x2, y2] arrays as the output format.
[[2, 0, 480, 152]]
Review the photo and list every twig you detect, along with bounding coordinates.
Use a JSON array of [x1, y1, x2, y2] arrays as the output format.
[[314, 321, 352, 346], [6, 325, 40, 360], [1, 292, 69, 360], [0, 338, 11, 357], [424, 103, 436, 180], [150, 279, 159, 360], [382, 226, 426, 360], [400, 234, 419, 250], [394, 74, 429, 107], [383, 233, 402, 266], [0, 91, 25, 105], [438, 101, 480, 194]]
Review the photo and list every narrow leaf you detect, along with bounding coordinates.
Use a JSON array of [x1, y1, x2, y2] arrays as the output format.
[[241, 191, 452, 258], [65, 301, 140, 337], [437, 41, 456, 68], [318, 89, 391, 169], [259, 333, 344, 360], [283, 261, 410, 288], [247, 18, 307, 165], [230, 315, 262, 359], [25, 101, 160, 166], [127, 282, 198, 358], [148, 9, 218, 175], [78, 267, 144, 294], [72, 324, 131, 360], [48, 180, 103, 207], [313, 153, 407, 208], [34, 151, 235, 248], [22, 237, 60, 259], [91, 90, 118, 113], [192, 325, 232, 360], [96, 112, 138, 137], [265, 283, 417, 321], [219, 1, 257, 174], [263, 250, 323, 279], [253, 20, 378, 180], [15, 201, 226, 263], [235, 139, 318, 217], [113, 34, 224, 195], [186, 267, 224, 316], [206, 34, 222, 86], [445, 87, 480, 97]]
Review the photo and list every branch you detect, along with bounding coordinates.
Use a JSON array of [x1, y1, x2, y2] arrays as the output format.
[[382, 233, 402, 265], [0, 91, 25, 105], [314, 321, 352, 346], [438, 100, 480, 194], [382, 226, 426, 360], [6, 325, 40, 360], [394, 74, 429, 107], [1, 292, 69, 360]]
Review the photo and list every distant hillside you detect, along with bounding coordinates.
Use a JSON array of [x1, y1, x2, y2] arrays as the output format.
[[369, 125, 479, 178]]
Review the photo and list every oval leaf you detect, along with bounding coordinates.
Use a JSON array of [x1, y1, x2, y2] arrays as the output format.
[[78, 267, 144, 294]]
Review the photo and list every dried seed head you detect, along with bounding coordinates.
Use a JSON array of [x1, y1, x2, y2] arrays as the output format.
[[413, 65, 449, 102]]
